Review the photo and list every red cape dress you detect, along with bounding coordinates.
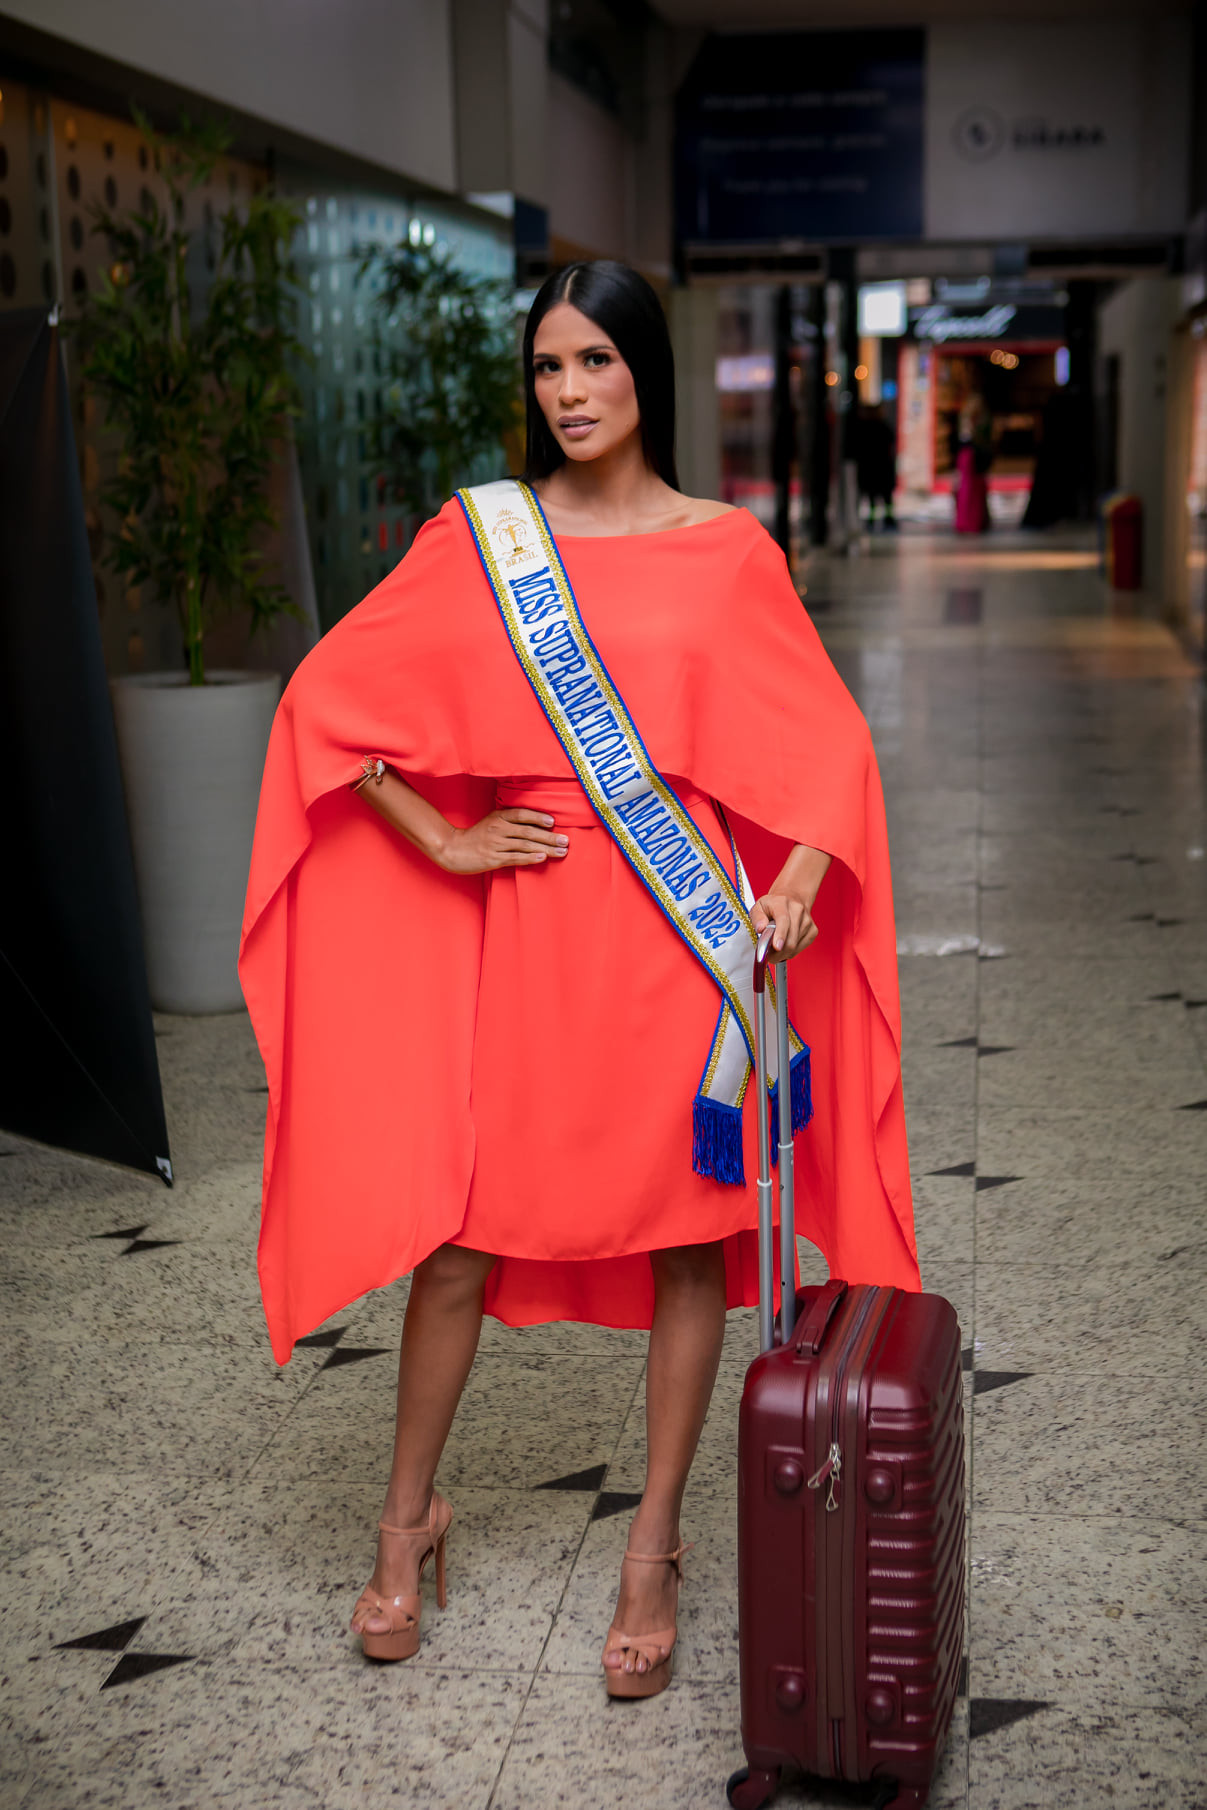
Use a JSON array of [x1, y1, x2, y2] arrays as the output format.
[[240, 501, 919, 1364]]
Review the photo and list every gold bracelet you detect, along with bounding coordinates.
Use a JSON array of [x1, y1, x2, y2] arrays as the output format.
[[350, 755, 386, 793]]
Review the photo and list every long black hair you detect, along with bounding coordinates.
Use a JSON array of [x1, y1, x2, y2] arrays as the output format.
[[521, 261, 679, 490]]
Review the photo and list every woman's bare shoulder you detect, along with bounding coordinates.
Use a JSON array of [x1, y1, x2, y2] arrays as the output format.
[[680, 496, 739, 526]]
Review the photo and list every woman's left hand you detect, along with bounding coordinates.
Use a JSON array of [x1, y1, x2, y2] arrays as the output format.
[[750, 844, 832, 959]]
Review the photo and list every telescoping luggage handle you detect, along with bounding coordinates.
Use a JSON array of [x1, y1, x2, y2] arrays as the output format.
[[754, 927, 850, 1360], [754, 926, 800, 1353]]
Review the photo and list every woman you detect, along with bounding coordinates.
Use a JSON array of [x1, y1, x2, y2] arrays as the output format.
[[954, 393, 992, 534], [240, 261, 918, 1699]]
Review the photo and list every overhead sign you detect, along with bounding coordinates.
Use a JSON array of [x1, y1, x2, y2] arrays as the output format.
[[910, 302, 1065, 343], [914, 303, 1017, 341], [676, 30, 925, 246], [926, 19, 1190, 239]]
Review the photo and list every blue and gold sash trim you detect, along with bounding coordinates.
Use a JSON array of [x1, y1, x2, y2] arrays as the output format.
[[456, 478, 811, 1186]]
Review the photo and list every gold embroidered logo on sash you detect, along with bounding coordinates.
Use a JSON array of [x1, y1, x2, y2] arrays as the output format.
[[491, 506, 537, 567]]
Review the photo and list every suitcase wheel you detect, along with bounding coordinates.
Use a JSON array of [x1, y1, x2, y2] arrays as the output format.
[[725, 1765, 779, 1810]]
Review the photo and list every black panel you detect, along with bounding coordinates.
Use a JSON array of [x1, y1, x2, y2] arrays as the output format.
[[0, 311, 170, 1180]]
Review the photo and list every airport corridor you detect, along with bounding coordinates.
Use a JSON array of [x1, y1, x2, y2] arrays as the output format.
[[2, 525, 1204, 1810]]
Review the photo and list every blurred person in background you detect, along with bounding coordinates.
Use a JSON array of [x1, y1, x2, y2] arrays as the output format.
[[954, 392, 993, 534], [854, 401, 898, 531]]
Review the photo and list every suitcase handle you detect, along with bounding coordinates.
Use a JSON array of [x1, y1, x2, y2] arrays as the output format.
[[753, 926, 775, 995], [753, 924, 796, 1353], [794, 1277, 848, 1355]]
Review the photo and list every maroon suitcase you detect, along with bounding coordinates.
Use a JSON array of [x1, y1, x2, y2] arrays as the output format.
[[728, 934, 964, 1810]]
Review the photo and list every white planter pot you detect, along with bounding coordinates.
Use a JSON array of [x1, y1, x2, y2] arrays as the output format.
[[111, 671, 281, 1013]]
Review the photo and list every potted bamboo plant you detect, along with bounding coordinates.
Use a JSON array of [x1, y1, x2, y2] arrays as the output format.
[[360, 235, 521, 517], [74, 114, 305, 1013]]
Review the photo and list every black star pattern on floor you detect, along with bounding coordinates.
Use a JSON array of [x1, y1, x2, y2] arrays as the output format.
[[296, 1325, 349, 1350], [1110, 853, 1159, 866], [534, 1465, 635, 1522], [593, 1491, 644, 1523], [969, 1698, 1049, 1739], [54, 1617, 192, 1689], [56, 1616, 146, 1651], [1178, 1099, 1207, 1112], [973, 1371, 1032, 1397], [538, 1464, 609, 1492], [938, 1038, 1015, 1057], [961, 1347, 974, 1372], [926, 1162, 1023, 1193], [102, 1651, 194, 1689], [1149, 990, 1183, 1001], [91, 1225, 181, 1257], [321, 1345, 393, 1370]]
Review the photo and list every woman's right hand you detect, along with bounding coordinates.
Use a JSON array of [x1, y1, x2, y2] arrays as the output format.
[[437, 808, 569, 875]]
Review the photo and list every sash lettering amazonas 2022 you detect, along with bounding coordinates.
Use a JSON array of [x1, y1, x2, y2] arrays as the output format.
[[456, 478, 811, 1185]]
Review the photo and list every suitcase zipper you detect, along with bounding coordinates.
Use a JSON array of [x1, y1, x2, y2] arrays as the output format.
[[807, 1440, 841, 1511], [810, 1289, 876, 1515]]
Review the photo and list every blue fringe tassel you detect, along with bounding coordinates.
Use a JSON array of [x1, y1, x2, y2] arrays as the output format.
[[692, 1095, 746, 1186], [769, 1047, 813, 1161], [792, 1045, 813, 1133]]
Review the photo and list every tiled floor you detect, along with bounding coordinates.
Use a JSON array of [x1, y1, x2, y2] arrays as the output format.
[[2, 527, 1204, 1809]]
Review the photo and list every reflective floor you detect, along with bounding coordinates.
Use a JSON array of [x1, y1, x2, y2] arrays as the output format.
[[3, 526, 1204, 1809]]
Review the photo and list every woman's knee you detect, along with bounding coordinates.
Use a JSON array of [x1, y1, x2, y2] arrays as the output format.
[[414, 1242, 496, 1301], [650, 1240, 725, 1291]]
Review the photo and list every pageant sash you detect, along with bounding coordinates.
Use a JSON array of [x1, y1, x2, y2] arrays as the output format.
[[455, 478, 811, 1185]]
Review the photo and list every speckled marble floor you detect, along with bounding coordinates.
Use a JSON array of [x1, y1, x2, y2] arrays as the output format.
[[2, 527, 1204, 1810]]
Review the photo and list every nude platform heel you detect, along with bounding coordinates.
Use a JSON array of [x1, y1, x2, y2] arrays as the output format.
[[601, 1539, 692, 1699], [351, 1491, 453, 1662]]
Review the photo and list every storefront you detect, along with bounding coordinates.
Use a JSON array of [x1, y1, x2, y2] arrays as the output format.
[[893, 288, 1067, 523]]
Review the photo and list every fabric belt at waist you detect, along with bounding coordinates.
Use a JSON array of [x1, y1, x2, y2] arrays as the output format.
[[494, 776, 715, 832]]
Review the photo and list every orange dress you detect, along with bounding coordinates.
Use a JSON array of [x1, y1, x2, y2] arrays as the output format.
[[240, 503, 919, 1364]]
